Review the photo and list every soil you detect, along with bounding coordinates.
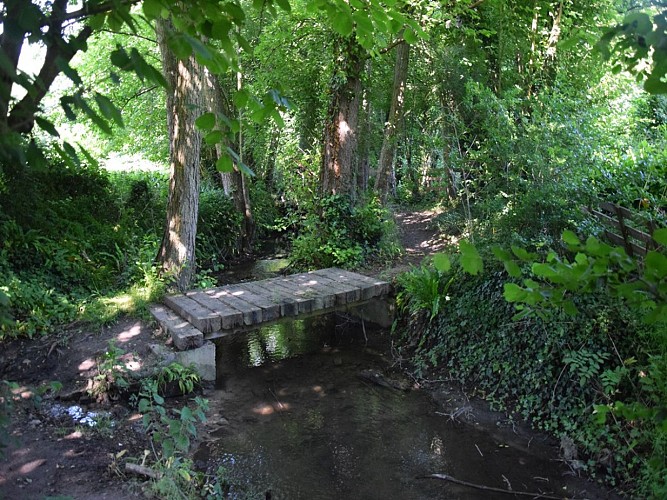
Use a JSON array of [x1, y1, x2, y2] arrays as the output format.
[[0, 207, 618, 499]]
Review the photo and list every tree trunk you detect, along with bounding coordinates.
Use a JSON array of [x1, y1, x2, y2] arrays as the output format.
[[157, 19, 204, 291], [376, 39, 410, 202], [235, 70, 254, 254], [320, 36, 363, 199], [356, 60, 373, 194]]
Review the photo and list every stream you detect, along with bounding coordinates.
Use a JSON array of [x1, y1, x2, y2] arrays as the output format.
[[193, 260, 610, 499]]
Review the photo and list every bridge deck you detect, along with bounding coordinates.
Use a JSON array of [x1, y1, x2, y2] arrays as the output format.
[[150, 268, 390, 350]]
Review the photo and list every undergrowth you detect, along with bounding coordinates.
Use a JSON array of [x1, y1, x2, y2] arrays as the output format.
[[290, 194, 401, 270]]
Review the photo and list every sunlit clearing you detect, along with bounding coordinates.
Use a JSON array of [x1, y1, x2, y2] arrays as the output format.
[[117, 324, 142, 342], [101, 153, 165, 173], [18, 459, 46, 475], [78, 358, 96, 371]]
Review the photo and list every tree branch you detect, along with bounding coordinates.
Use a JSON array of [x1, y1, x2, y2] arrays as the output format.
[[8, 23, 93, 133], [41, 0, 140, 27], [0, 0, 30, 126], [418, 473, 569, 499], [98, 28, 157, 44], [379, 37, 406, 55]]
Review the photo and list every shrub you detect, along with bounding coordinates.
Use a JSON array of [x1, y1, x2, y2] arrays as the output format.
[[197, 185, 242, 268], [290, 195, 399, 269]]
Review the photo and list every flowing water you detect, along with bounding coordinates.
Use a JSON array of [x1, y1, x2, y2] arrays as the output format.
[[193, 312, 609, 499]]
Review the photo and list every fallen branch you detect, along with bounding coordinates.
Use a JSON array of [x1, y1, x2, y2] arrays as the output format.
[[417, 473, 568, 499], [125, 463, 162, 480]]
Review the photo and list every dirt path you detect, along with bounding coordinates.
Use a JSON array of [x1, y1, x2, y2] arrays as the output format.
[[394, 207, 449, 264]]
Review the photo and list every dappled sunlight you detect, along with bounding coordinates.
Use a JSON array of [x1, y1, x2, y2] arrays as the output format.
[[64, 431, 83, 440], [116, 323, 142, 343], [252, 401, 292, 416], [18, 459, 46, 475], [312, 385, 327, 397], [127, 412, 142, 423], [103, 294, 134, 311], [78, 358, 96, 371], [11, 386, 33, 399], [0, 447, 47, 486]]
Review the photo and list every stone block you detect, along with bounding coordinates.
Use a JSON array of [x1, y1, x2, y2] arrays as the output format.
[[174, 341, 216, 381]]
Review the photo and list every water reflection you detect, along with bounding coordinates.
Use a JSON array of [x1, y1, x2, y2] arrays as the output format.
[[216, 314, 342, 370], [201, 314, 606, 499]]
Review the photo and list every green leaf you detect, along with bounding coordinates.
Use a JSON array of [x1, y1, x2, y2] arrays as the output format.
[[403, 28, 417, 44], [562, 230, 580, 246], [110, 47, 131, 69], [94, 93, 124, 127], [78, 145, 100, 169], [644, 304, 667, 324], [511, 245, 534, 262], [503, 283, 526, 302], [562, 300, 578, 316], [223, 2, 246, 24], [623, 12, 653, 35], [34, 116, 59, 137], [226, 147, 255, 176], [353, 11, 373, 37], [55, 57, 82, 85], [503, 260, 521, 278], [204, 130, 224, 145], [331, 5, 354, 36], [645, 251, 667, 280], [143, 0, 163, 19], [168, 34, 193, 60], [138, 398, 151, 413], [653, 228, 667, 246], [195, 112, 216, 131], [233, 89, 249, 108], [216, 155, 233, 173], [432, 253, 451, 273], [459, 240, 483, 275], [644, 75, 667, 95], [275, 0, 291, 12]]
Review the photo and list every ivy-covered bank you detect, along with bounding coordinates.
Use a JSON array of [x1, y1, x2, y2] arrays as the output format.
[[394, 235, 666, 497]]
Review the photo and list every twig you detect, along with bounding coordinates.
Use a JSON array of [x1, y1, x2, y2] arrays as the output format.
[[502, 474, 512, 491], [361, 315, 368, 346], [475, 444, 484, 457], [417, 474, 569, 499], [268, 389, 285, 410], [125, 463, 161, 479]]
